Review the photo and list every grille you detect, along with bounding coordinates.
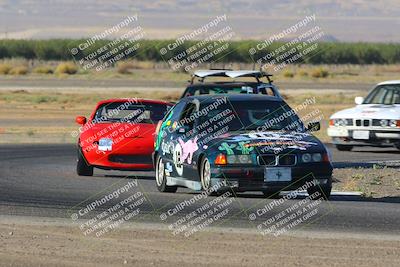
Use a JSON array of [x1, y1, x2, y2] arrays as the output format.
[[108, 154, 152, 164], [258, 154, 296, 166], [355, 119, 370, 127], [372, 119, 381, 126], [258, 155, 276, 166], [278, 154, 296, 166]]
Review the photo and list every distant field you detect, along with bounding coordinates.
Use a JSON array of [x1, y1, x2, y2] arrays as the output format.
[[1, 39, 400, 64]]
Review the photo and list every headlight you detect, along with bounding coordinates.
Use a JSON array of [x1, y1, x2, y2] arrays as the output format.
[[390, 120, 399, 128], [375, 119, 400, 128], [380, 119, 388, 127], [301, 153, 323, 163], [98, 138, 113, 151], [312, 153, 322, 162], [227, 155, 252, 164], [332, 119, 352, 127], [301, 153, 312, 163]]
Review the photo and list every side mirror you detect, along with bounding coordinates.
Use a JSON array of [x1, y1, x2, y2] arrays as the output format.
[[307, 122, 321, 132], [355, 96, 364, 105], [76, 116, 87, 125]]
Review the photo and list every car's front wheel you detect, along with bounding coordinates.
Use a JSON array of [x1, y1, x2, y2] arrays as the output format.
[[76, 148, 93, 176], [155, 156, 177, 193], [335, 145, 353, 151]]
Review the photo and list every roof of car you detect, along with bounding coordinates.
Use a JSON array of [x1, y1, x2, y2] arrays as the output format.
[[96, 98, 173, 106], [377, 80, 400, 86], [184, 94, 283, 102]]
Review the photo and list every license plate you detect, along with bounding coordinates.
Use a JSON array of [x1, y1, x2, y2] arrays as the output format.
[[264, 167, 292, 182], [353, 130, 370, 140], [98, 139, 113, 151]]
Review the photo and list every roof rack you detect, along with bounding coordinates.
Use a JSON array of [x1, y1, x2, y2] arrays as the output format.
[[190, 70, 273, 84]]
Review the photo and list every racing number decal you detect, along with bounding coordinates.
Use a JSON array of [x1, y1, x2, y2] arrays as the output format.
[[173, 143, 184, 176]]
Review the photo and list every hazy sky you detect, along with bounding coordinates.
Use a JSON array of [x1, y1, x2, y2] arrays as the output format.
[[0, 0, 399, 42]]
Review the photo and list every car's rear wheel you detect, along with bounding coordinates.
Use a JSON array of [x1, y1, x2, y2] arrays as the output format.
[[76, 148, 93, 176], [335, 145, 353, 151], [200, 157, 218, 196], [155, 156, 177, 193]]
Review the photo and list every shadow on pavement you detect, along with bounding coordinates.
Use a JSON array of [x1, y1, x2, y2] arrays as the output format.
[[185, 191, 400, 204]]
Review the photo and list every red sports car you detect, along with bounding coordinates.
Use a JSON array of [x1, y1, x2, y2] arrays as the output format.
[[75, 98, 173, 176]]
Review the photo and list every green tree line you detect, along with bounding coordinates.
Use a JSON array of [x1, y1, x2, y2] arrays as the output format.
[[0, 39, 399, 64]]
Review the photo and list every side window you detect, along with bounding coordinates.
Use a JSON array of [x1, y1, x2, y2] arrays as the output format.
[[179, 102, 198, 130], [168, 101, 187, 122]]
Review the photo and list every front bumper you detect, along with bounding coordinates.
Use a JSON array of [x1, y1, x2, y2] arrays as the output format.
[[210, 163, 332, 192], [83, 148, 153, 171], [328, 126, 400, 146]]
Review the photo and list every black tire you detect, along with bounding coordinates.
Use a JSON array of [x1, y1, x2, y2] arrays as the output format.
[[335, 145, 353, 151], [200, 157, 219, 196], [155, 156, 177, 193], [76, 147, 93, 176], [394, 143, 400, 150], [307, 186, 331, 200], [262, 190, 280, 198]]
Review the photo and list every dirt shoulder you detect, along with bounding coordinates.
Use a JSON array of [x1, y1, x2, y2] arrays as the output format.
[[333, 167, 400, 198], [1, 216, 399, 267]]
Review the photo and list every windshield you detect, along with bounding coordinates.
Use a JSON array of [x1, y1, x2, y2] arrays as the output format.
[[198, 100, 304, 132], [184, 84, 275, 97], [94, 102, 170, 124], [364, 84, 400, 105]]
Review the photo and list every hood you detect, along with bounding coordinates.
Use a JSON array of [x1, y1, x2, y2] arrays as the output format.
[[331, 104, 400, 120], [202, 131, 325, 154]]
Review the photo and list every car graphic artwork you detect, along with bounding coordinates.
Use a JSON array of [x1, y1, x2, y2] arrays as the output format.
[[154, 94, 332, 199]]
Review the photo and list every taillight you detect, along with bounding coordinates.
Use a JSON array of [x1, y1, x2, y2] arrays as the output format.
[[214, 154, 227, 165], [329, 119, 334, 126]]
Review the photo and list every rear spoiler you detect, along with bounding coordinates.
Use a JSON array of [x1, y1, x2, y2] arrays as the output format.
[[190, 70, 273, 84]]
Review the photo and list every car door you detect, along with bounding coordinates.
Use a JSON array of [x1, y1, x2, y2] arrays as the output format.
[[157, 100, 187, 177], [174, 101, 201, 180]]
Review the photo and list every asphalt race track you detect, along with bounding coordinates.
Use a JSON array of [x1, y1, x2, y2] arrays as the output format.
[[1, 143, 400, 235]]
